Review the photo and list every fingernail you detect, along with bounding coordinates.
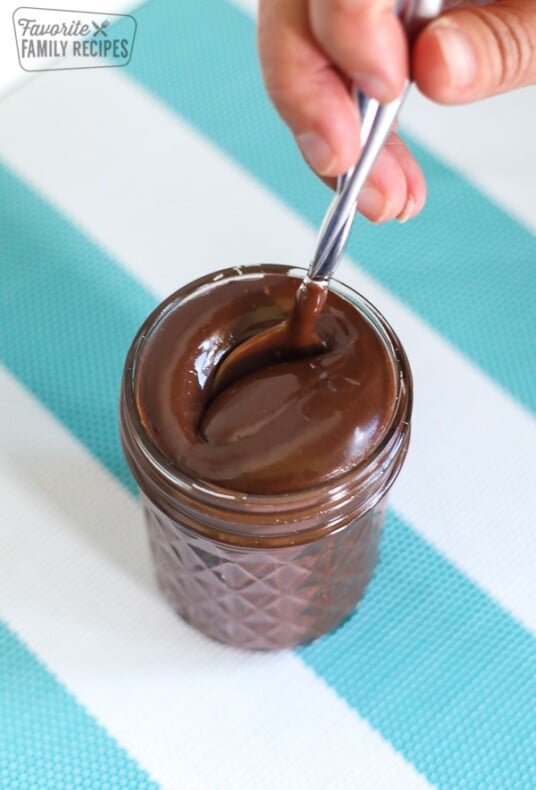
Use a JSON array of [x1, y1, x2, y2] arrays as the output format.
[[397, 196, 415, 224], [432, 21, 477, 88], [296, 131, 335, 175], [358, 187, 390, 223], [353, 74, 391, 101]]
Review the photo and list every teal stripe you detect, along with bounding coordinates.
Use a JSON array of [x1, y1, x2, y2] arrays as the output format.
[[0, 621, 156, 789], [0, 164, 154, 492], [1, 162, 535, 789], [115, 0, 536, 415], [299, 513, 535, 788], [0, 169, 157, 787]]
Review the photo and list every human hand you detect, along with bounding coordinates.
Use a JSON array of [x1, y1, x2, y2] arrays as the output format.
[[258, 0, 536, 223]]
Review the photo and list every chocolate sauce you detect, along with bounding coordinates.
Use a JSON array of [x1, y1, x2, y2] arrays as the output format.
[[122, 266, 412, 648], [136, 271, 396, 494], [209, 278, 328, 396]]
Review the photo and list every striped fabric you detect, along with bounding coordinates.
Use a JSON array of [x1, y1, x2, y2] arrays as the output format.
[[0, 0, 535, 788]]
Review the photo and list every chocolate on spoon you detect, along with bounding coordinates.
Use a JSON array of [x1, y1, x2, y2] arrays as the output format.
[[209, 278, 327, 398]]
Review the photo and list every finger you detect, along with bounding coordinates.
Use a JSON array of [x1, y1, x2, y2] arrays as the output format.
[[358, 143, 408, 222], [321, 132, 427, 223], [258, 0, 362, 177], [384, 133, 427, 222], [309, 0, 408, 101], [413, 0, 536, 104]]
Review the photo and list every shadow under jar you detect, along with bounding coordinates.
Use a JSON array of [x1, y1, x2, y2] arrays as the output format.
[[120, 265, 412, 650]]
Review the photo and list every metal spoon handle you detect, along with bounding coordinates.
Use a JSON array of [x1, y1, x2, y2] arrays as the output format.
[[312, 92, 380, 277], [308, 0, 443, 282], [309, 93, 405, 281]]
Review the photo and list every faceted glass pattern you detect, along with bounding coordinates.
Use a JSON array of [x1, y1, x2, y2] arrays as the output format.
[[143, 495, 386, 650]]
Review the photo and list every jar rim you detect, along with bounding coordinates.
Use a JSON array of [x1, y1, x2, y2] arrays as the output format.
[[121, 264, 412, 525]]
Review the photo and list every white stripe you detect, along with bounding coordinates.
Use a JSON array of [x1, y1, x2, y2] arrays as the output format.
[[402, 89, 536, 232], [0, 365, 432, 790], [231, 0, 536, 231], [0, 67, 534, 633]]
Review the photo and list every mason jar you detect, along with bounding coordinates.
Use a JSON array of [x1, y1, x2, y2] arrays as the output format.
[[120, 265, 412, 650]]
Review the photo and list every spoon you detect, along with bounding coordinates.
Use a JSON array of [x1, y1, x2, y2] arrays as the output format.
[[210, 0, 443, 398], [209, 94, 379, 397]]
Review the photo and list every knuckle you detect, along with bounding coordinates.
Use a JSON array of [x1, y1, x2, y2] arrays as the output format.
[[311, 0, 357, 54], [258, 37, 303, 113], [476, 6, 534, 90], [261, 56, 302, 113]]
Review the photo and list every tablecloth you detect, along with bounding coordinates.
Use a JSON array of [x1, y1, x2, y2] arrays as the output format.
[[1, 0, 535, 788]]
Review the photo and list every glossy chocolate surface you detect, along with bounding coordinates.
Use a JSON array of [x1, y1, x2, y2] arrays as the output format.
[[136, 271, 397, 494]]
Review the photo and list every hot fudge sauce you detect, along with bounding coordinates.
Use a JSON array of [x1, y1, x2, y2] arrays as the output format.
[[120, 265, 412, 649], [135, 270, 397, 494]]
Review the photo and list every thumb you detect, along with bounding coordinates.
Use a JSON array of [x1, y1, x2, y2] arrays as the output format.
[[413, 1, 536, 104]]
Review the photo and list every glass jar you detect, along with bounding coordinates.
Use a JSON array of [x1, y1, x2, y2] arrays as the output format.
[[120, 265, 412, 650]]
